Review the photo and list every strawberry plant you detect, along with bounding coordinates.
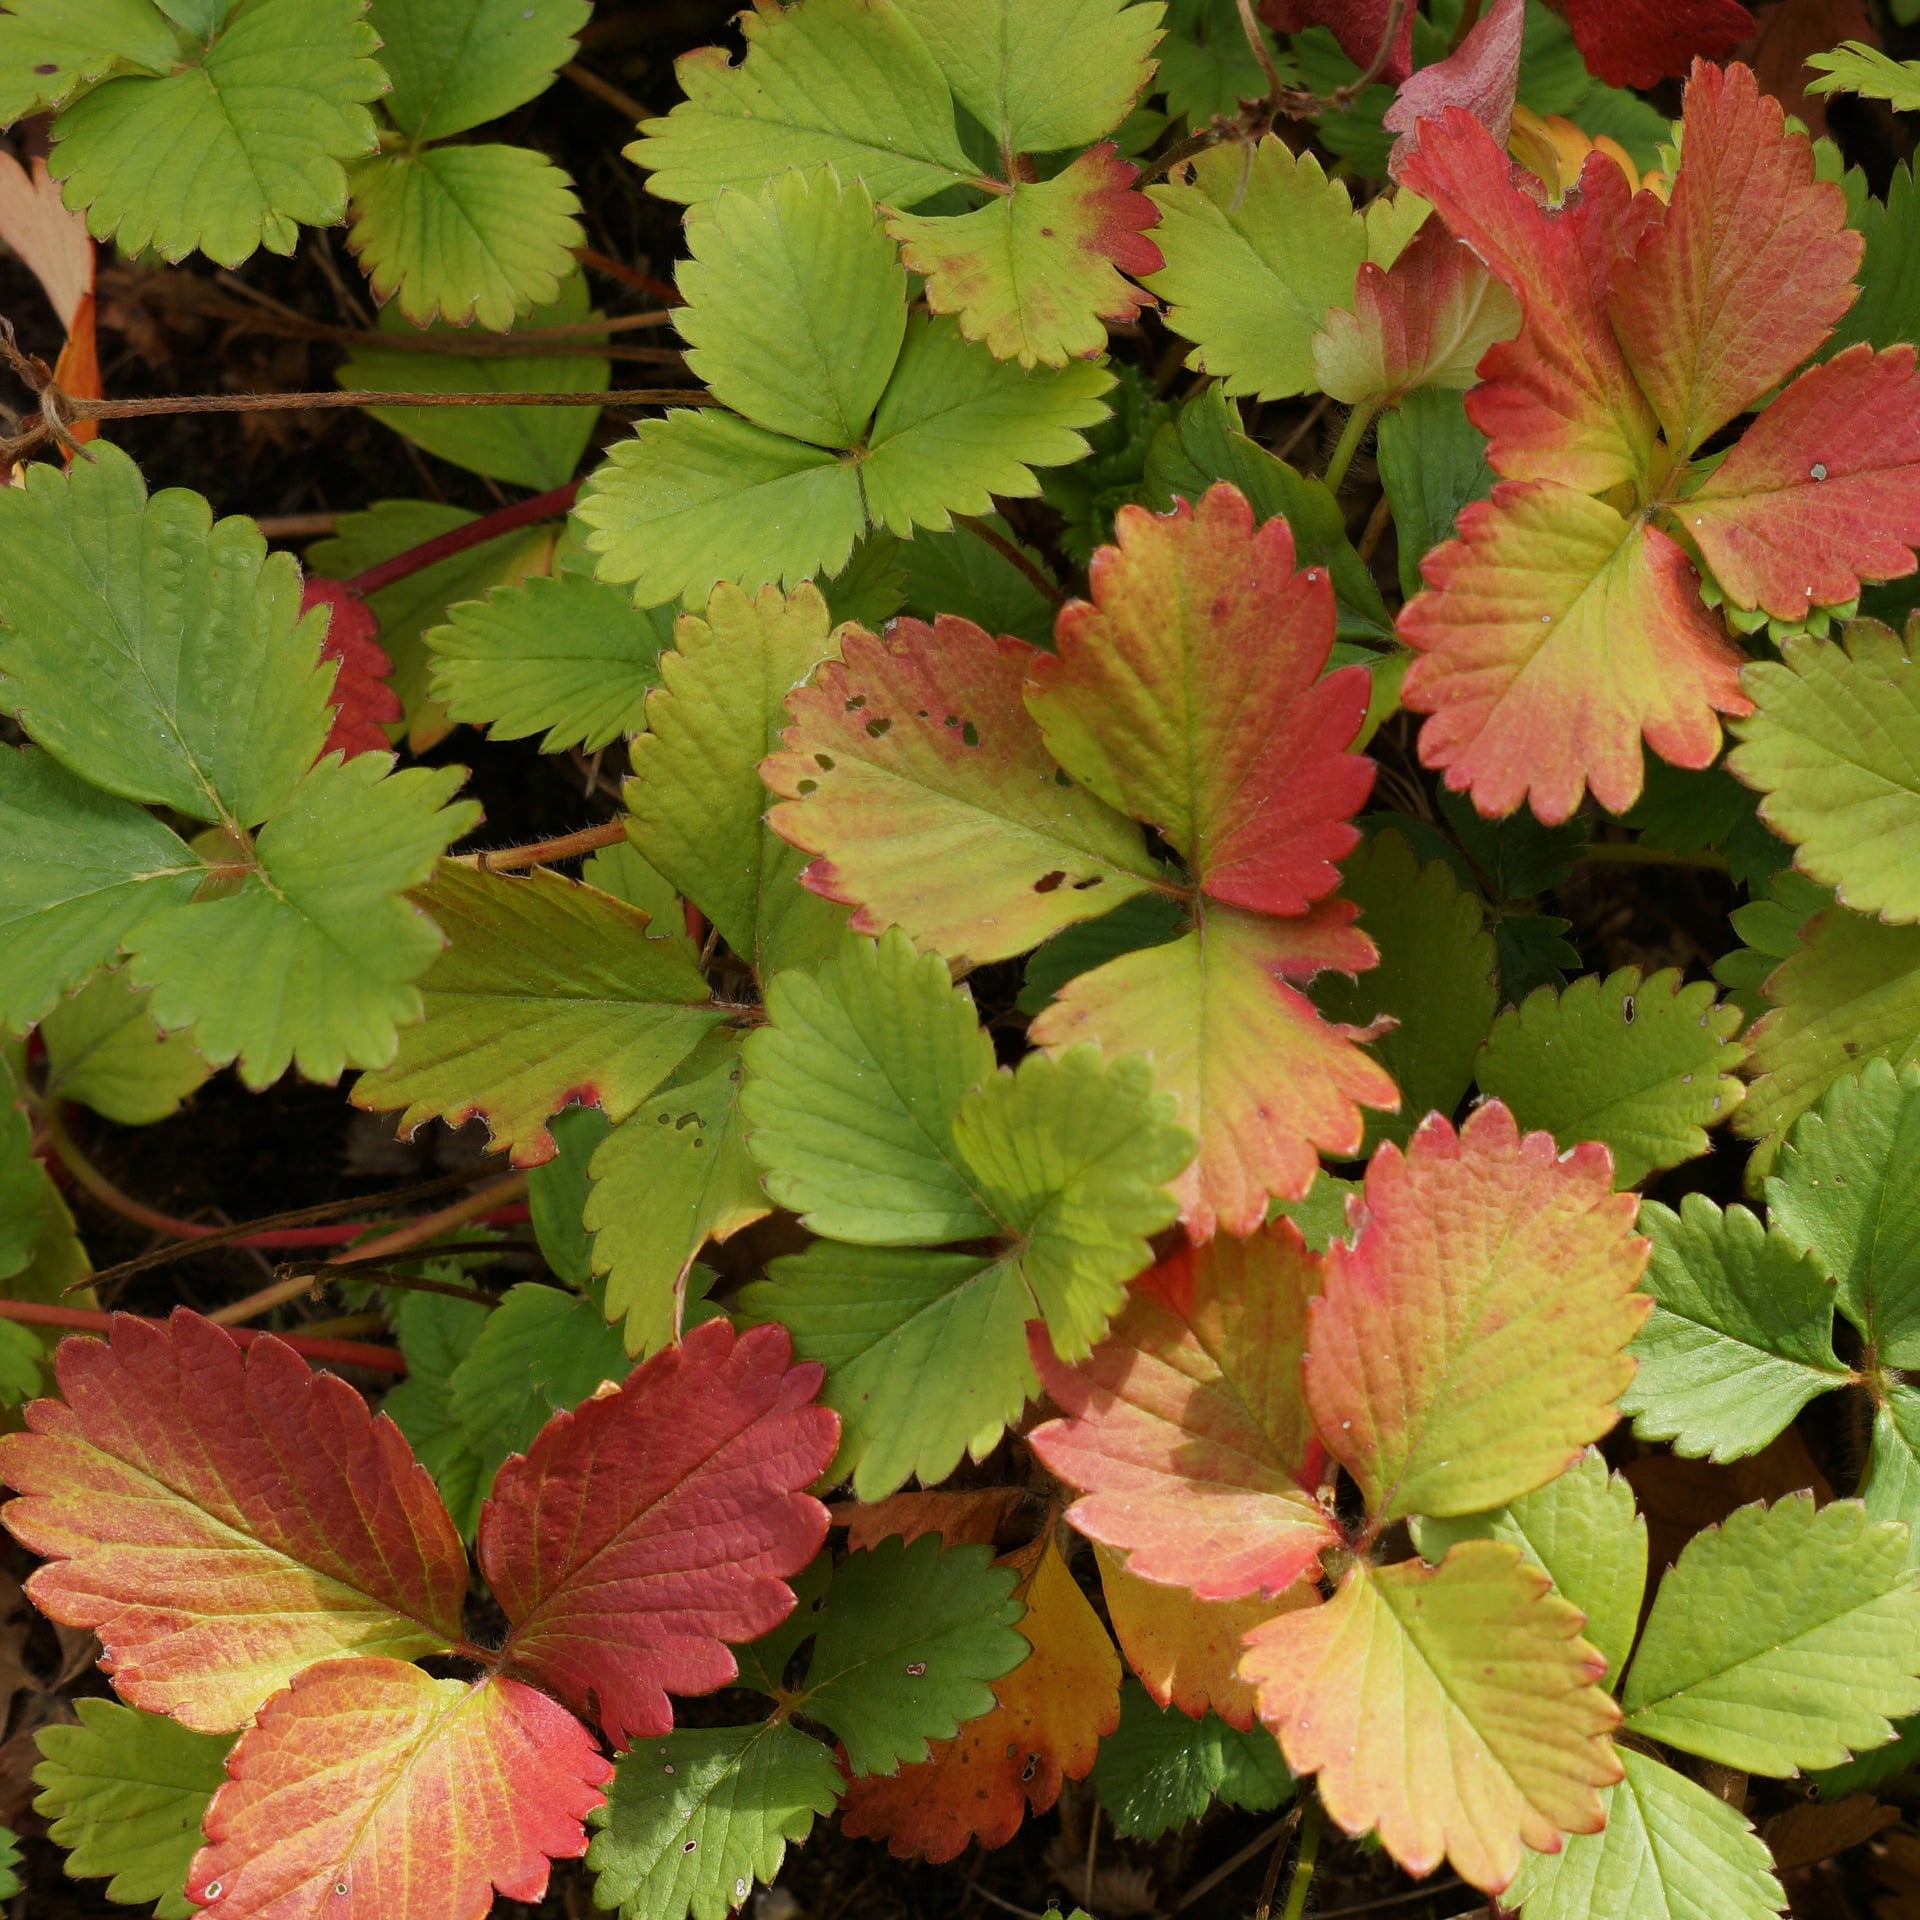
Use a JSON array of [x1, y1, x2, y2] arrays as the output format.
[[5, 1, 1920, 1917]]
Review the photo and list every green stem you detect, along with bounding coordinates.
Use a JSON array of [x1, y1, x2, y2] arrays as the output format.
[[1577, 842, 1729, 872], [1322, 400, 1381, 496], [1281, 1794, 1324, 1920]]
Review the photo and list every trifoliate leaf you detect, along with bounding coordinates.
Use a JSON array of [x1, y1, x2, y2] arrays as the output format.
[[427, 571, 674, 754], [341, 269, 608, 489], [48, 0, 384, 266], [346, 143, 584, 332], [1243, 1544, 1619, 1894], [742, 929, 997, 1245], [1314, 829, 1497, 1148], [353, 863, 722, 1164], [1768, 1057, 1920, 1363], [0, 444, 331, 826], [892, 0, 1163, 152], [861, 313, 1114, 534], [1093, 1681, 1292, 1842], [625, 581, 846, 978], [1622, 1495, 1920, 1774], [764, 614, 1157, 966], [0, 747, 199, 1033], [185, 1662, 609, 1918], [1736, 903, 1920, 1178], [369, 0, 588, 140], [1731, 618, 1920, 925], [799, 1535, 1026, 1774], [587, 1032, 768, 1358], [675, 167, 904, 450], [896, 516, 1057, 645], [1307, 1102, 1649, 1523], [1146, 135, 1367, 399], [0, 0, 179, 124], [631, 0, 974, 210], [1411, 1452, 1648, 1690], [33, 1699, 232, 1920], [1865, 1386, 1920, 1571], [1376, 382, 1495, 600], [588, 1723, 842, 1920], [1031, 1225, 1336, 1601], [1622, 1195, 1848, 1464], [1155, 0, 1271, 129], [886, 145, 1160, 369], [382, 1283, 492, 1534], [1506, 1747, 1784, 1920], [1475, 965, 1748, 1187], [40, 966, 211, 1125]]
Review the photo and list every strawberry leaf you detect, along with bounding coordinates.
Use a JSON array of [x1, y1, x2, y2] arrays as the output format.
[[353, 863, 722, 1165], [32, 1699, 232, 1920], [1244, 1542, 1619, 1892], [0, 1310, 468, 1731], [1554, 0, 1752, 90], [1865, 1387, 1920, 1568], [0, 0, 179, 123], [1092, 1681, 1293, 1841], [40, 966, 212, 1126], [483, 1317, 836, 1747], [382, 1285, 491, 1533], [370, 0, 588, 141], [1732, 618, 1920, 924], [764, 616, 1158, 966], [1621, 1495, 1920, 1773], [587, 1723, 843, 1920], [186, 1659, 610, 1918], [1375, 386, 1493, 601], [1030, 1224, 1338, 1602], [1305, 1101, 1649, 1523]]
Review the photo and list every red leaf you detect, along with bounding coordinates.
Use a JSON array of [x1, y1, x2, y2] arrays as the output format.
[[0, 1311, 466, 1731], [1029, 1223, 1338, 1600], [302, 577, 401, 761], [1398, 109, 1660, 493], [1552, 0, 1755, 89], [1029, 484, 1374, 917], [187, 1659, 610, 1920], [1258, 0, 1415, 83], [1383, 0, 1525, 178], [482, 1318, 837, 1748], [1684, 344, 1920, 619], [1609, 60, 1858, 457]]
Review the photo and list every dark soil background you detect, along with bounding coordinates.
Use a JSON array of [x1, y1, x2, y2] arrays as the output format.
[[3, 3, 1918, 1917]]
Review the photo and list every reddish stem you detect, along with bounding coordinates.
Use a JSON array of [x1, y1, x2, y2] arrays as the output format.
[[0, 1301, 407, 1375], [346, 481, 582, 597]]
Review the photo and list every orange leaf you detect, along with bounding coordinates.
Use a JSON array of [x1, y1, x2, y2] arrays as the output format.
[[187, 1659, 610, 1920], [839, 1533, 1120, 1862], [0, 150, 91, 334]]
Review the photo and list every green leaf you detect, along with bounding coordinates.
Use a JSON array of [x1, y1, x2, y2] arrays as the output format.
[[897, 517, 1057, 646], [0, 0, 179, 124], [821, 531, 907, 630], [1830, 161, 1920, 359], [0, 1077, 89, 1315], [733, 1551, 832, 1699], [1411, 1452, 1648, 1693], [1731, 618, 1920, 926], [799, 1534, 1026, 1774], [47, 0, 383, 265], [40, 966, 211, 1125], [1376, 386, 1495, 602], [382, 1275, 492, 1518], [630, 0, 973, 210], [587, 1722, 843, 1920], [340, 269, 608, 489], [623, 581, 846, 978], [1622, 1495, 1920, 1774], [1506, 1747, 1784, 1920], [581, 840, 698, 970], [586, 1033, 769, 1358], [353, 862, 722, 1164], [346, 143, 584, 332], [33, 1698, 234, 1920], [427, 571, 673, 755], [0, 444, 332, 827], [0, 746, 199, 1033], [579, 408, 867, 607], [1156, 0, 1274, 129], [1734, 901, 1920, 1180], [1270, 1169, 1361, 1253], [1864, 1386, 1920, 1571], [0, 1826, 15, 1900], [445, 1279, 630, 1524], [1475, 965, 1748, 1187], [676, 167, 905, 449], [1622, 1195, 1849, 1464], [127, 754, 477, 1088], [368, 0, 587, 139], [742, 929, 998, 1245], [1314, 829, 1497, 1150], [860, 313, 1114, 535], [1767, 1057, 1920, 1363], [1807, 41, 1920, 109], [892, 0, 1161, 151], [1093, 1680, 1292, 1841], [1712, 866, 1832, 1023], [1145, 135, 1366, 399], [526, 1103, 608, 1287], [1622, 758, 1789, 894]]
